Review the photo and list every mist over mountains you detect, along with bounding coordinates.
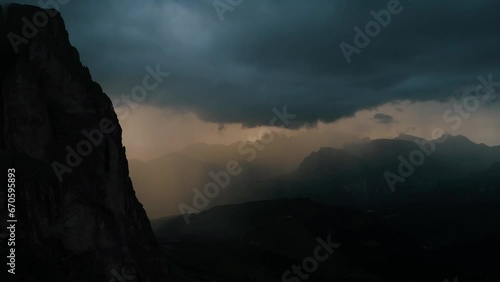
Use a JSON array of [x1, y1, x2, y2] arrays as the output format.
[[130, 131, 358, 218], [147, 134, 500, 281], [130, 132, 500, 280], [131, 133, 500, 219]]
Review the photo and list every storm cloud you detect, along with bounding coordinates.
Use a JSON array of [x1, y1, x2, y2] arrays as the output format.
[[372, 113, 395, 124], [13, 0, 500, 127]]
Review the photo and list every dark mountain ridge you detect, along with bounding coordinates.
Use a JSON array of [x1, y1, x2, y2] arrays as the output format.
[[154, 198, 439, 281], [244, 134, 500, 207], [0, 4, 167, 281]]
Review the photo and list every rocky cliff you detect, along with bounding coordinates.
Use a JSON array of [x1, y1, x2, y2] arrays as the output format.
[[0, 4, 167, 281]]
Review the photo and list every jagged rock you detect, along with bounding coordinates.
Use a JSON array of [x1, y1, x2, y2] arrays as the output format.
[[0, 4, 168, 281]]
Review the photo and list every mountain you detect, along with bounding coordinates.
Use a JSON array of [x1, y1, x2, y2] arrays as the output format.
[[179, 131, 360, 176], [129, 149, 274, 219], [130, 132, 359, 219], [129, 153, 223, 218], [381, 162, 500, 256], [294, 147, 364, 176], [150, 145, 500, 280], [261, 135, 500, 253], [129, 134, 317, 219], [0, 5, 166, 281], [154, 197, 500, 281], [131, 133, 500, 220], [153, 198, 438, 282], [180, 133, 323, 176], [396, 134, 500, 173], [238, 135, 500, 209]]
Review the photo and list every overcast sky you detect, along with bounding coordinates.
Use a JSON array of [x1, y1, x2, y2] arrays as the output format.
[[6, 0, 500, 159], [11, 0, 499, 128]]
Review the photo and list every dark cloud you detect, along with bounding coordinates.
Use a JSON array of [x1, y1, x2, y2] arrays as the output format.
[[372, 113, 395, 124], [14, 0, 500, 127]]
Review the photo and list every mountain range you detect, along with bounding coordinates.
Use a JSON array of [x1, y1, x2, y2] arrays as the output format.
[[145, 134, 500, 280], [131, 133, 500, 219]]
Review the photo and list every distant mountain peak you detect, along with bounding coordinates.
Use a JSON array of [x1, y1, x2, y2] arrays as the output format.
[[317, 146, 347, 154], [296, 147, 361, 176], [396, 133, 477, 145], [443, 134, 473, 143], [396, 133, 423, 141]]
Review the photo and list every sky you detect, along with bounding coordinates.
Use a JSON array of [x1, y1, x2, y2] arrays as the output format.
[[11, 0, 500, 159]]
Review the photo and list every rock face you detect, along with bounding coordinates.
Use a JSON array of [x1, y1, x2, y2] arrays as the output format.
[[0, 4, 167, 281]]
